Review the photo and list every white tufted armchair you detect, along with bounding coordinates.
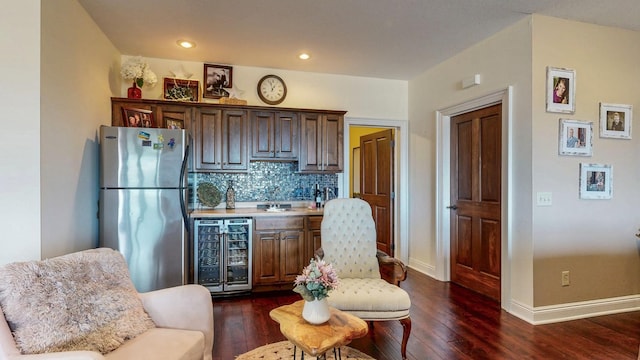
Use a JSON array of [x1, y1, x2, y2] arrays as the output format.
[[318, 198, 411, 360]]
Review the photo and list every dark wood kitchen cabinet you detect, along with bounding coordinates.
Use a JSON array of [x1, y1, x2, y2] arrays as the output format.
[[299, 112, 344, 173], [111, 98, 345, 173], [306, 215, 323, 261], [156, 104, 192, 131], [253, 217, 305, 289], [193, 107, 248, 172], [110, 99, 191, 130], [250, 111, 298, 160]]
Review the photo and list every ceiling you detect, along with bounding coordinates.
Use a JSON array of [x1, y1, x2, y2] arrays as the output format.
[[77, 0, 639, 81]]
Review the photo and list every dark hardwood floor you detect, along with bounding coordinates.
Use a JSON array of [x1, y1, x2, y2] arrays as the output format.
[[212, 268, 640, 360]]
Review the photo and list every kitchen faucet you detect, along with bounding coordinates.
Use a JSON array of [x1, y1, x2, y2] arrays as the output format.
[[269, 186, 280, 209]]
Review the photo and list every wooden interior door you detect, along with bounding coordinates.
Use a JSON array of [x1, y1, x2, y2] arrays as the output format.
[[360, 129, 395, 256], [450, 104, 501, 301]]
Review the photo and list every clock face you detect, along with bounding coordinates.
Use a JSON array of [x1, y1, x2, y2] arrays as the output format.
[[257, 75, 287, 105]]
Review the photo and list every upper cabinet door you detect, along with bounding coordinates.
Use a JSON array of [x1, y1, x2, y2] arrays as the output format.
[[194, 107, 223, 171], [321, 113, 343, 172], [250, 111, 298, 160], [299, 112, 343, 173], [194, 107, 248, 172], [222, 109, 249, 171]]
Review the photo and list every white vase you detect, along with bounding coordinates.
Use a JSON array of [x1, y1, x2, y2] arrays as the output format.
[[302, 297, 331, 324]]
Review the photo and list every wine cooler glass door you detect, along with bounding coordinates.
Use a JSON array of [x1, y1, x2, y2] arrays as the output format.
[[194, 219, 224, 292], [223, 219, 252, 291]]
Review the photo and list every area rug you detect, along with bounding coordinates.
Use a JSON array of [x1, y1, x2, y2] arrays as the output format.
[[236, 340, 375, 360]]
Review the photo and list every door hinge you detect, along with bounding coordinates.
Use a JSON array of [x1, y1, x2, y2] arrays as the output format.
[[390, 140, 395, 147], [391, 191, 395, 199]]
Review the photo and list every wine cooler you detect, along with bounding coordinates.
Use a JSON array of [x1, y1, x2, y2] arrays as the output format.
[[193, 218, 252, 294]]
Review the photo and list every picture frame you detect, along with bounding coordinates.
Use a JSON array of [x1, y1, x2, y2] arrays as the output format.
[[163, 78, 199, 102], [558, 119, 592, 156], [579, 163, 612, 199], [546, 67, 576, 114], [203, 64, 232, 99], [122, 107, 154, 128], [166, 118, 184, 129], [599, 103, 632, 139]]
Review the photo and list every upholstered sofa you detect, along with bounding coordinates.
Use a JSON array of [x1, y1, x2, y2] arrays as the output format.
[[0, 248, 213, 360]]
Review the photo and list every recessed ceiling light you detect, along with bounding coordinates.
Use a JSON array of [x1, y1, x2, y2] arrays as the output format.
[[299, 53, 310, 60], [177, 40, 196, 49]]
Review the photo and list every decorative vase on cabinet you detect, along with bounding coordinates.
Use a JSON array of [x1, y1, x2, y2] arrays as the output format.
[[127, 81, 142, 99], [301, 297, 331, 324]]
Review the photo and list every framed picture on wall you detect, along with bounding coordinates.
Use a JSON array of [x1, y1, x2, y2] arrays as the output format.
[[203, 64, 232, 99], [579, 163, 612, 199], [546, 67, 575, 114], [121, 107, 154, 128], [558, 119, 592, 156], [599, 103, 632, 139]]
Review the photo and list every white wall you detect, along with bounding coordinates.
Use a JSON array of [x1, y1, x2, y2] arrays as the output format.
[[531, 15, 640, 307], [40, 0, 121, 258], [121, 56, 408, 120], [0, 1, 406, 266], [0, 1, 42, 264], [408, 17, 535, 307], [408, 14, 640, 320]]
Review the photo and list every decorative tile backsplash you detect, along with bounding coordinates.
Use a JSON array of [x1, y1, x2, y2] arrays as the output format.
[[189, 162, 338, 207]]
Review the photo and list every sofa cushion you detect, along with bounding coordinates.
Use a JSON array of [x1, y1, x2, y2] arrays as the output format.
[[105, 328, 204, 360], [0, 248, 155, 354]]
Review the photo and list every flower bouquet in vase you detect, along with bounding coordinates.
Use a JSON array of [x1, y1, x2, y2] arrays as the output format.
[[120, 56, 157, 99], [293, 257, 340, 324]]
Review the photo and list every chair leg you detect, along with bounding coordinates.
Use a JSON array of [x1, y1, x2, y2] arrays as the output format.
[[367, 321, 374, 330], [399, 317, 411, 360]]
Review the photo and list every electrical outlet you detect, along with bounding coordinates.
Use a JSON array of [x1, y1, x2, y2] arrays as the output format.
[[561, 271, 570, 286], [537, 192, 553, 206]]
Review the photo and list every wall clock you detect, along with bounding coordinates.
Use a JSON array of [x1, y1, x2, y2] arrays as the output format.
[[257, 75, 287, 105]]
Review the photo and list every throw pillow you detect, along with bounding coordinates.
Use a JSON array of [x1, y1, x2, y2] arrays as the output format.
[[0, 248, 156, 354]]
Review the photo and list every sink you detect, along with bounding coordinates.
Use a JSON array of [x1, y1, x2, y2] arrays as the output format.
[[257, 203, 292, 210], [265, 207, 288, 212]]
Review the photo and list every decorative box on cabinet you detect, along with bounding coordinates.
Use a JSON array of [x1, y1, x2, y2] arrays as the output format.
[[193, 107, 249, 172], [253, 217, 305, 290], [250, 111, 298, 160], [299, 112, 344, 173]]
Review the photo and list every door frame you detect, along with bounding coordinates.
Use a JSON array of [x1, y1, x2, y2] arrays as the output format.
[[435, 87, 513, 309], [341, 117, 409, 265]]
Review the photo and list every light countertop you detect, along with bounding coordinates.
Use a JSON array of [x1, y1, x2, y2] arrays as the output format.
[[190, 202, 324, 218]]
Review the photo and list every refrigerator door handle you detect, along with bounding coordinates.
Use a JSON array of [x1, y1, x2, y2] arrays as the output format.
[[179, 142, 190, 231]]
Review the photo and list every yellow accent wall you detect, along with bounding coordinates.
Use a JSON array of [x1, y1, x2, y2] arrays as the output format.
[[348, 127, 382, 197]]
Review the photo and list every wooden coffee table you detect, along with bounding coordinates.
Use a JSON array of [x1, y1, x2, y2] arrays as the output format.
[[269, 300, 368, 359]]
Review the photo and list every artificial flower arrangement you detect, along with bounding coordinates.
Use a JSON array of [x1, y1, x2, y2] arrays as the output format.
[[293, 257, 340, 301], [120, 56, 158, 87]]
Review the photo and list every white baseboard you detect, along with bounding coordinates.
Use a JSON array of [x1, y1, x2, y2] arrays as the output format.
[[407, 258, 435, 279], [509, 294, 640, 325]]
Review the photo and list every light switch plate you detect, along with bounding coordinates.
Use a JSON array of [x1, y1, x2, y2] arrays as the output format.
[[536, 192, 552, 206]]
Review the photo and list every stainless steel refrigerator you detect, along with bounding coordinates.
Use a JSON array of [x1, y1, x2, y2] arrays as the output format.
[[99, 125, 189, 293]]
